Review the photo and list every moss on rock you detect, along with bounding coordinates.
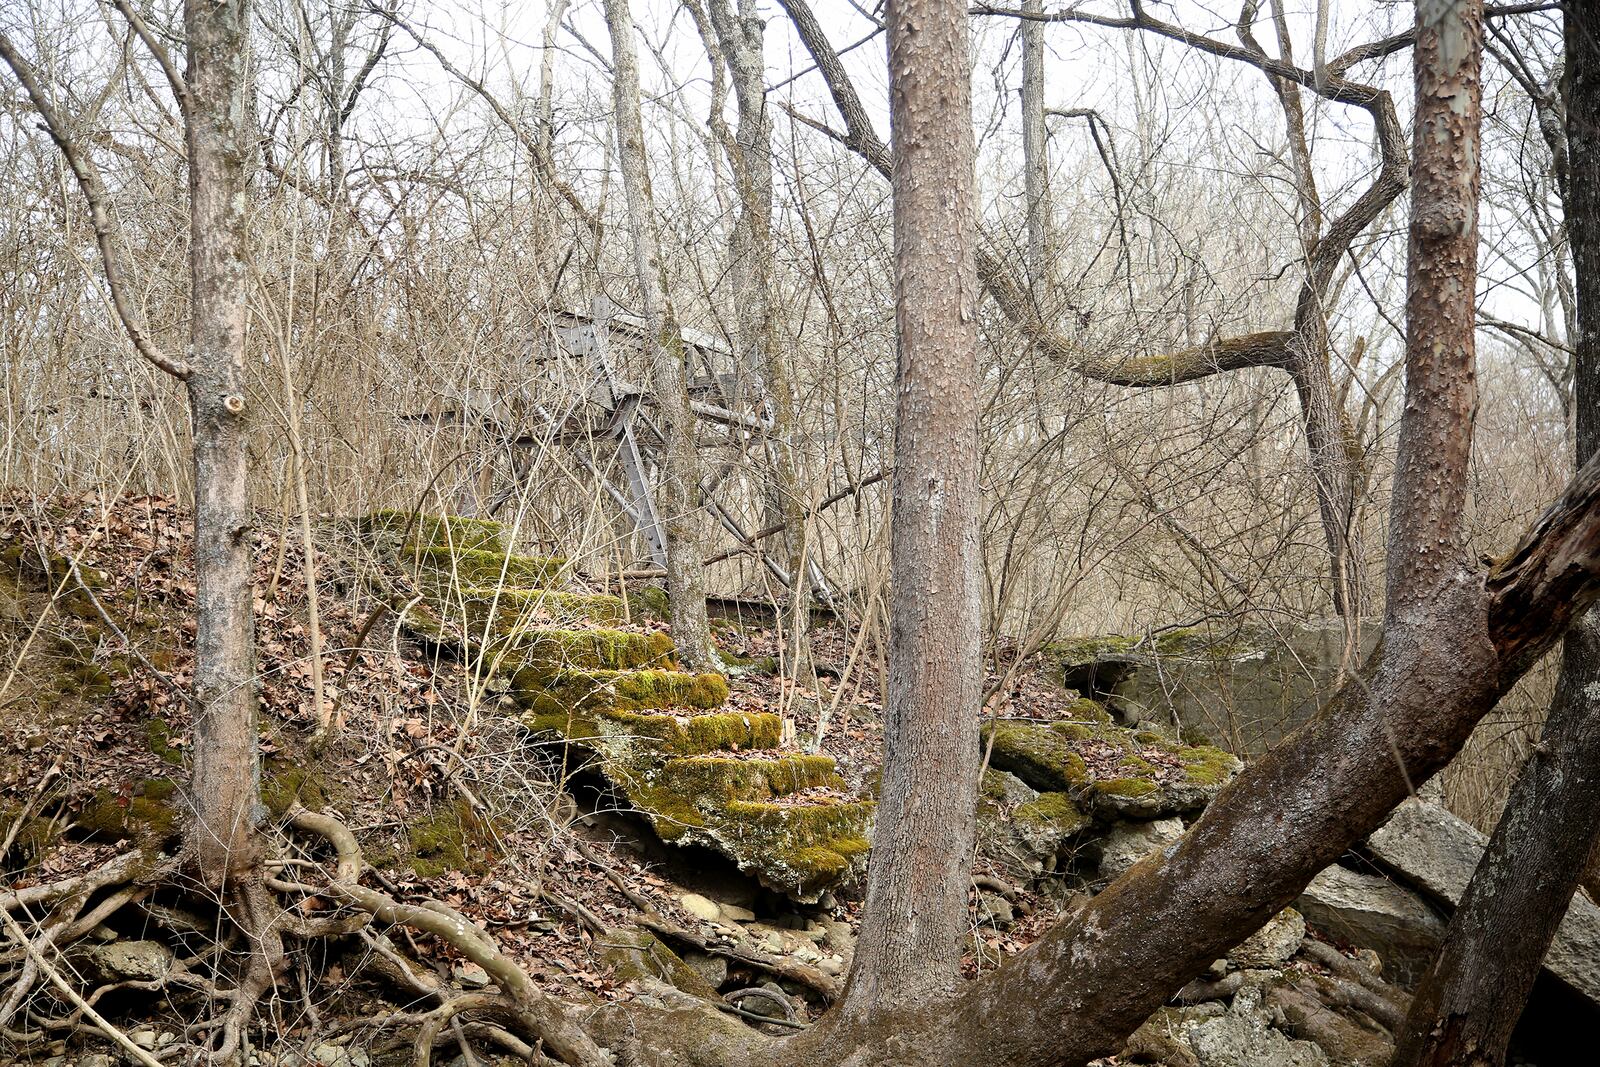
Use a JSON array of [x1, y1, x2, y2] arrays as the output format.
[[401, 799, 502, 879], [78, 778, 180, 850], [490, 627, 676, 675], [360, 511, 508, 552], [514, 667, 729, 717], [602, 927, 720, 998], [457, 587, 628, 627], [402, 544, 567, 588]]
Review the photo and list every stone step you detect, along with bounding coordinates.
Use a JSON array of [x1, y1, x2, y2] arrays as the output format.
[[401, 543, 568, 589], [525, 704, 780, 759], [481, 627, 676, 676], [640, 789, 873, 903], [359, 510, 509, 553], [648, 752, 845, 804], [452, 587, 629, 627], [513, 667, 727, 716]]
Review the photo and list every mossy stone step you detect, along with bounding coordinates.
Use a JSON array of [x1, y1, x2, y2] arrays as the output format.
[[513, 667, 728, 716], [641, 793, 874, 902], [401, 543, 568, 588], [360, 510, 509, 552], [525, 705, 781, 758], [453, 587, 629, 627], [647, 753, 844, 804], [485, 627, 676, 675]]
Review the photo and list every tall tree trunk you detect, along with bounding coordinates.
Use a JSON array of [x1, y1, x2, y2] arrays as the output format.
[[1391, 6, 1600, 1064], [810, 0, 983, 1037], [603, 0, 719, 670], [184, 0, 262, 892]]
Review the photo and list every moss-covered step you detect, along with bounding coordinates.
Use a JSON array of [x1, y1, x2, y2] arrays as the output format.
[[525, 705, 780, 759], [644, 753, 845, 806], [483, 627, 677, 676], [512, 667, 728, 716], [454, 587, 629, 628], [976, 768, 1091, 878], [400, 544, 568, 589], [981, 707, 1241, 821], [358, 510, 509, 553]]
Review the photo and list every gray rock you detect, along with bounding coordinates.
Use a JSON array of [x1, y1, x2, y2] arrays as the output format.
[[1091, 817, 1186, 881], [681, 950, 728, 989], [1230, 908, 1306, 968], [1297, 865, 1445, 987], [79, 939, 173, 983], [679, 893, 722, 922], [1369, 799, 1600, 1007], [977, 890, 1015, 928], [1187, 982, 1330, 1067]]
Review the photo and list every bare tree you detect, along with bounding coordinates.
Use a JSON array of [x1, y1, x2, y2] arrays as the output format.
[[602, 0, 718, 669]]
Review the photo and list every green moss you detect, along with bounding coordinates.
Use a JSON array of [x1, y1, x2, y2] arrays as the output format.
[[261, 764, 330, 815], [404, 799, 502, 879], [602, 928, 719, 998], [981, 721, 1090, 792], [361, 511, 507, 552], [145, 718, 184, 767], [1013, 791, 1090, 836], [457, 587, 627, 627], [711, 798, 876, 899], [490, 627, 677, 675], [1094, 777, 1160, 798], [628, 586, 671, 621], [515, 667, 728, 716], [527, 705, 779, 758], [78, 778, 180, 848], [403, 545, 567, 588], [649, 754, 842, 805], [1179, 745, 1240, 786], [717, 650, 779, 676]]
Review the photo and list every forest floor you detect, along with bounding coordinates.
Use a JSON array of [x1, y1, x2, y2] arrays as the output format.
[[0, 491, 1101, 1065]]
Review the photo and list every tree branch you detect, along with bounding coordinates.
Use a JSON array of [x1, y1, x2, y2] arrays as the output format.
[[0, 30, 191, 380]]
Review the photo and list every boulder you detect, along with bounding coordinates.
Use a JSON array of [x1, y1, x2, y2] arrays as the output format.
[[976, 769, 1090, 879], [981, 708, 1240, 824], [78, 940, 173, 983], [1089, 817, 1185, 881], [1368, 799, 1600, 1006], [1049, 622, 1380, 755], [1296, 865, 1445, 987]]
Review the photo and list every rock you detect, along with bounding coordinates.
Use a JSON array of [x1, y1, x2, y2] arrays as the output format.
[[1123, 1004, 1216, 1067], [1230, 908, 1306, 968], [1296, 865, 1445, 986], [681, 950, 728, 989], [76, 1057, 116, 1067], [1368, 799, 1600, 1006], [793, 944, 823, 965], [819, 954, 846, 976], [1050, 621, 1381, 755], [977, 890, 1015, 928], [982, 713, 1240, 823], [453, 961, 490, 988], [680, 892, 722, 922], [817, 917, 855, 958], [1186, 982, 1329, 1067], [1090, 817, 1185, 881], [719, 902, 756, 922], [78, 940, 173, 983], [130, 1028, 158, 1050]]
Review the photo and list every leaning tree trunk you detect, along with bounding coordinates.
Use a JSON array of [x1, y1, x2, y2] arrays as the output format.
[[602, 0, 719, 670], [183, 0, 262, 893], [1391, 5, 1600, 1064], [798, 0, 984, 1044]]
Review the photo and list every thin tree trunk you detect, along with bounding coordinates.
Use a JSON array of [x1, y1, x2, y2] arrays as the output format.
[[703, 0, 814, 680], [183, 0, 262, 891], [1391, 6, 1600, 1065], [810, 0, 983, 1036], [602, 0, 719, 670], [1021, 0, 1048, 288]]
